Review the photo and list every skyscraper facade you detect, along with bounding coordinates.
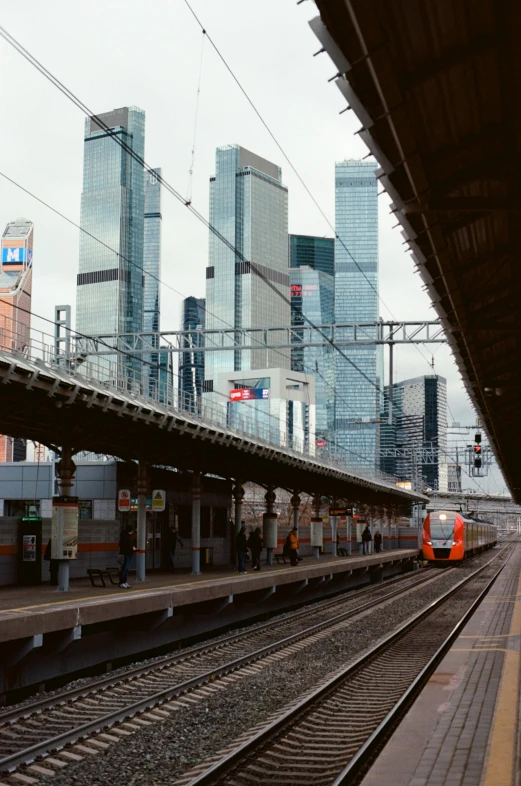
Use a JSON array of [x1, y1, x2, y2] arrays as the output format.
[[0, 218, 34, 461], [334, 160, 379, 468], [143, 168, 161, 337], [381, 375, 448, 491], [289, 234, 334, 277], [76, 106, 145, 382], [204, 145, 290, 395], [290, 265, 334, 446], [179, 296, 205, 412], [142, 167, 171, 402]]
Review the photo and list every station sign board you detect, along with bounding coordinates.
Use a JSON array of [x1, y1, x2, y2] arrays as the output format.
[[330, 507, 353, 517], [51, 496, 79, 560], [118, 489, 131, 512], [152, 489, 166, 512], [396, 481, 413, 490], [316, 439, 326, 448], [230, 388, 269, 402]]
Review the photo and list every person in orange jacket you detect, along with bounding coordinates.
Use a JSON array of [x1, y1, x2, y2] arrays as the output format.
[[288, 527, 299, 566]]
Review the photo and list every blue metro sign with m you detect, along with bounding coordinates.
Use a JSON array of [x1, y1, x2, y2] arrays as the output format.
[[2, 247, 26, 264]]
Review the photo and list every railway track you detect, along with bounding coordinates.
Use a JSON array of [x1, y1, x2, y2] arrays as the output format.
[[0, 564, 448, 776], [176, 545, 513, 786]]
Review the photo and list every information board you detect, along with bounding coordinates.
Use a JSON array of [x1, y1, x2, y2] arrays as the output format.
[[51, 496, 79, 560]]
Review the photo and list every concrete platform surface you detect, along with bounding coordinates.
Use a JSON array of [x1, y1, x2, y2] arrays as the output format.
[[360, 543, 521, 786], [0, 549, 418, 643]]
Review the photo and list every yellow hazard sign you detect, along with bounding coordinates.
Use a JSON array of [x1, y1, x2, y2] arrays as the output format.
[[152, 489, 166, 512]]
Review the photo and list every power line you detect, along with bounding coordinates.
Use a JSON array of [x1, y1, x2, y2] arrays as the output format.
[[181, 0, 439, 383], [0, 170, 379, 466], [0, 22, 446, 474], [0, 23, 391, 408]]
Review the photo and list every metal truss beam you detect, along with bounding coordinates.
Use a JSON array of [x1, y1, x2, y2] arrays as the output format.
[[76, 320, 446, 356]]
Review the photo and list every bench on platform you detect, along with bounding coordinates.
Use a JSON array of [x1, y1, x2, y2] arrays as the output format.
[[338, 548, 349, 557], [274, 553, 288, 565], [87, 567, 121, 588]]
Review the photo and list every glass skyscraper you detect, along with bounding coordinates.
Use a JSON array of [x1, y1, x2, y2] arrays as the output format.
[[334, 160, 379, 468], [179, 296, 205, 412], [76, 106, 146, 382], [204, 145, 290, 398], [289, 234, 334, 278], [381, 375, 448, 491], [290, 263, 334, 446], [142, 167, 171, 402]]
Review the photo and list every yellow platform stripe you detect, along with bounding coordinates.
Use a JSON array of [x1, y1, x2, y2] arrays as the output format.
[[482, 568, 521, 786]]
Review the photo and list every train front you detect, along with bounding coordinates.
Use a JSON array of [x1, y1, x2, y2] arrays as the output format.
[[422, 511, 464, 563]]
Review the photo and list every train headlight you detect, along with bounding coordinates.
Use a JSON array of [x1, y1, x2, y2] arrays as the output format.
[[439, 513, 447, 521], [426, 541, 432, 545], [452, 541, 458, 546]]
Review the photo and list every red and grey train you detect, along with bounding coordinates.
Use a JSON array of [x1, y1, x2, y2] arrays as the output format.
[[422, 510, 497, 563]]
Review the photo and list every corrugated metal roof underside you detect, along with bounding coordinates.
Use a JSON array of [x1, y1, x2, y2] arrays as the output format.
[[314, 0, 521, 502]]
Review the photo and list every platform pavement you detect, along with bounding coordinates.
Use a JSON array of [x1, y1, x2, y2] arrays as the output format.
[[360, 543, 521, 786], [0, 548, 418, 642]]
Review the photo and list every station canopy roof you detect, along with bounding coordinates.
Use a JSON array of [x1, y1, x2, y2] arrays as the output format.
[[313, 0, 521, 502]]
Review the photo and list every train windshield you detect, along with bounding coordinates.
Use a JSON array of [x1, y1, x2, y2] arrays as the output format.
[[429, 512, 456, 540]]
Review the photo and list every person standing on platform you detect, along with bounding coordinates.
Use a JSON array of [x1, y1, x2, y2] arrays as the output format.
[[236, 524, 248, 574], [44, 538, 59, 586], [167, 525, 184, 571], [248, 527, 263, 571], [362, 524, 372, 555], [288, 526, 299, 566], [119, 525, 136, 588], [374, 530, 382, 553]]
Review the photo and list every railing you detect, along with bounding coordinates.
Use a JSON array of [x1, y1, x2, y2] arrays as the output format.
[[0, 317, 410, 492]]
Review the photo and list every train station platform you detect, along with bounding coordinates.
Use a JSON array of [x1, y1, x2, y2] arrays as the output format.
[[361, 544, 521, 786], [0, 548, 419, 703]]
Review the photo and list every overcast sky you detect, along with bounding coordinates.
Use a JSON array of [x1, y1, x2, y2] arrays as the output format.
[[0, 0, 506, 493]]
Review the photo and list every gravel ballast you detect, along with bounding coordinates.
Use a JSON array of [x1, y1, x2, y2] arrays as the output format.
[[36, 548, 508, 786]]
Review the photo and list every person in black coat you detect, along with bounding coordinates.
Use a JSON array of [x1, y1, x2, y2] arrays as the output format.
[[374, 530, 383, 553], [236, 525, 248, 574], [119, 526, 136, 588], [361, 524, 372, 555], [248, 527, 263, 571]]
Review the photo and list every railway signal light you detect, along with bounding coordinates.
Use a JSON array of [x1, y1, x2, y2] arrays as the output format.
[[475, 433, 481, 444], [474, 443, 482, 468]]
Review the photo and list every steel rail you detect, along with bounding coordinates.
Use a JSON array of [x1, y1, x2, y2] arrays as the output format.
[[0, 566, 444, 773], [181, 545, 512, 786], [332, 544, 516, 785], [0, 566, 429, 725]]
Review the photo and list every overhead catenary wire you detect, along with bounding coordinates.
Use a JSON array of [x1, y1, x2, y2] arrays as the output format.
[[0, 24, 479, 484], [181, 0, 439, 383], [0, 171, 377, 465], [186, 29, 205, 205], [0, 23, 391, 409]]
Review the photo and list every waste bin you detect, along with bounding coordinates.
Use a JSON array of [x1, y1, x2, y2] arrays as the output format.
[[201, 547, 214, 569], [18, 516, 42, 586]]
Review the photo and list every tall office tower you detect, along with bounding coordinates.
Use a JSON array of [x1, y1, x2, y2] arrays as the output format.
[[76, 106, 145, 383], [204, 145, 290, 396], [142, 167, 171, 403], [0, 218, 34, 461], [179, 296, 205, 412], [289, 235, 335, 446], [334, 160, 379, 468], [381, 375, 448, 491], [289, 234, 334, 277]]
